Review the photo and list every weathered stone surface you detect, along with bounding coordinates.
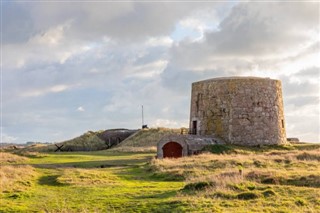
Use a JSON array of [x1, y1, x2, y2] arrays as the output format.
[[189, 77, 287, 146]]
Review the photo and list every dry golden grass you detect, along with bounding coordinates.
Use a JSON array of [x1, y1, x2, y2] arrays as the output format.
[[16, 144, 57, 153], [150, 147, 320, 185], [117, 127, 181, 148], [0, 152, 36, 192], [57, 168, 121, 186], [0, 165, 36, 192], [150, 146, 320, 212], [0, 152, 28, 163]]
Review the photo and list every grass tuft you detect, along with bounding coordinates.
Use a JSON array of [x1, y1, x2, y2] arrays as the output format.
[[202, 144, 236, 154], [236, 192, 260, 200], [295, 198, 307, 206], [262, 189, 276, 197], [296, 152, 320, 161], [183, 181, 215, 191]]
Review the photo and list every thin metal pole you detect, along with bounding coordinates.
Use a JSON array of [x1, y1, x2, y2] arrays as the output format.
[[141, 105, 144, 127]]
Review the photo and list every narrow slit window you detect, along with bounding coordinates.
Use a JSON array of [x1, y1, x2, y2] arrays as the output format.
[[281, 119, 284, 128]]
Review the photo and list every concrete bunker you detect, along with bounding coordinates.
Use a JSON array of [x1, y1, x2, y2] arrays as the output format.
[[157, 135, 224, 159]]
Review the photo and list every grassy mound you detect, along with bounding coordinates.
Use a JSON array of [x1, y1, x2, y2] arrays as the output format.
[[56, 131, 107, 151], [0, 152, 28, 163], [16, 131, 107, 153], [0, 152, 37, 193], [113, 127, 181, 151], [18, 129, 139, 153]]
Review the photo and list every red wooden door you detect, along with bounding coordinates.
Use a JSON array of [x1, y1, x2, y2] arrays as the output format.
[[162, 142, 183, 158]]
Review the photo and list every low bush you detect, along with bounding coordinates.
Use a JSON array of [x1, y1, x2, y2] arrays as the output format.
[[151, 172, 185, 181], [183, 181, 215, 191], [295, 198, 307, 206], [212, 192, 235, 199], [296, 152, 320, 161], [261, 177, 280, 184], [262, 189, 276, 197], [236, 192, 260, 200], [229, 182, 256, 191], [285, 175, 320, 187], [202, 145, 236, 154]]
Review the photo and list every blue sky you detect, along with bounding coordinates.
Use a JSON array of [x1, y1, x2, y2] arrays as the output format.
[[1, 1, 319, 143]]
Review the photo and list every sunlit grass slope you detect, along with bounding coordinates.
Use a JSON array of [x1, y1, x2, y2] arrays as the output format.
[[18, 130, 106, 153], [1, 143, 319, 212], [0, 151, 185, 212], [150, 143, 320, 212], [114, 127, 181, 152]]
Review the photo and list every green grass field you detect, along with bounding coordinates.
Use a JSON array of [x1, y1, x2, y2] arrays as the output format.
[[1, 151, 185, 213], [1, 143, 320, 212]]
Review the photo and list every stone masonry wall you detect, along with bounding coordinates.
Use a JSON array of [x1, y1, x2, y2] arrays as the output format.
[[189, 77, 287, 146]]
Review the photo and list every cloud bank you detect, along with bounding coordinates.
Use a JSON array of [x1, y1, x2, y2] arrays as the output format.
[[2, 1, 319, 143]]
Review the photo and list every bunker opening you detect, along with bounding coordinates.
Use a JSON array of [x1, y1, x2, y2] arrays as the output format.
[[162, 142, 183, 158]]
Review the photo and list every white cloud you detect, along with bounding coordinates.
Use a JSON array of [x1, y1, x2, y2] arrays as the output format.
[[125, 60, 168, 79], [1, 133, 18, 143], [30, 21, 69, 46], [77, 106, 85, 112], [145, 37, 173, 47], [21, 84, 72, 97], [2, 1, 319, 143], [152, 119, 188, 128], [3, 21, 91, 69]]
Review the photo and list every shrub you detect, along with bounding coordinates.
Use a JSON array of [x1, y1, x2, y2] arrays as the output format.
[[253, 160, 265, 167], [262, 189, 276, 197], [212, 192, 235, 199], [296, 152, 320, 161], [247, 184, 256, 191], [285, 175, 320, 187], [295, 198, 307, 206], [246, 171, 273, 181], [202, 145, 235, 154], [236, 192, 260, 200], [151, 172, 185, 181], [261, 177, 280, 184], [229, 182, 256, 192], [183, 181, 215, 191]]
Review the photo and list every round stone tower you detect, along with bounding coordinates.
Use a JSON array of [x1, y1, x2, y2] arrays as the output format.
[[189, 77, 287, 146]]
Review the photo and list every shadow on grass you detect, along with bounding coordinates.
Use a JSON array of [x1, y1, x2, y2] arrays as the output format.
[[113, 165, 185, 182], [30, 156, 153, 169], [202, 144, 300, 154], [135, 190, 177, 199], [38, 175, 67, 186]]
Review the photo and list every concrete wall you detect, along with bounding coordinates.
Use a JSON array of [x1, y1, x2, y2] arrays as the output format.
[[157, 135, 188, 158], [189, 77, 287, 146], [157, 134, 224, 158]]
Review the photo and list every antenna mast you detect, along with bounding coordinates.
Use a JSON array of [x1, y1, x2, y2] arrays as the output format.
[[141, 105, 144, 128]]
